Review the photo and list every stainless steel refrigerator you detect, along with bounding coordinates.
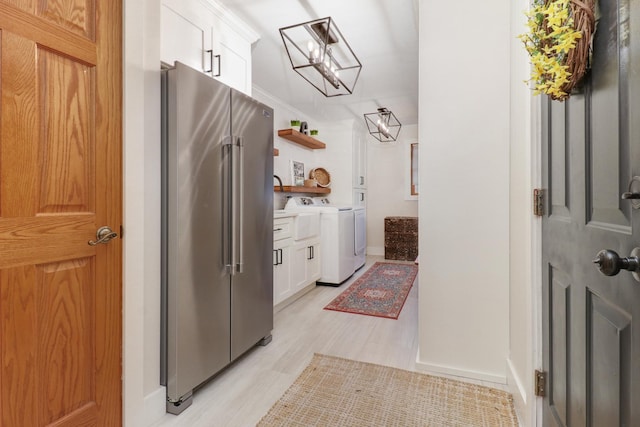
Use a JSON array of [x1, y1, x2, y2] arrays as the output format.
[[160, 62, 274, 415]]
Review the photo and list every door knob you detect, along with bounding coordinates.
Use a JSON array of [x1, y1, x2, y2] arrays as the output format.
[[593, 248, 640, 282], [88, 226, 118, 246]]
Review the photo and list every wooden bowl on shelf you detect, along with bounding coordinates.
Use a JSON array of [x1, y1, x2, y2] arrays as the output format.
[[309, 168, 330, 187]]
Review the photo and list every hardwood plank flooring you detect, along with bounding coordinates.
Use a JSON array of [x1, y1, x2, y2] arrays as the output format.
[[151, 256, 505, 427]]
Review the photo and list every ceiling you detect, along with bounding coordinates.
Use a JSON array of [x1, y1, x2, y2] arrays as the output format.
[[216, 0, 419, 125]]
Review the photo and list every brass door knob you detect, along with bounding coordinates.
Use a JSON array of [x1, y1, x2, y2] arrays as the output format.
[[88, 226, 118, 246]]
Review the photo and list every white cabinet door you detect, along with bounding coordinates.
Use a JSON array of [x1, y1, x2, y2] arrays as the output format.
[[273, 238, 293, 305], [307, 242, 321, 282], [161, 2, 212, 72], [291, 239, 321, 292], [352, 132, 367, 189], [209, 18, 252, 95], [353, 189, 366, 207], [291, 242, 309, 292], [161, 0, 256, 94]]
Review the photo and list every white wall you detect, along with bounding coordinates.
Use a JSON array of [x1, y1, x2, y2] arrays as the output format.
[[123, 0, 166, 425], [508, 0, 538, 424], [252, 87, 354, 209], [417, 0, 511, 383], [366, 124, 419, 255]]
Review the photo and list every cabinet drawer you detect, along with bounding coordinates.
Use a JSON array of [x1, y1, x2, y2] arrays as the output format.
[[274, 217, 293, 241]]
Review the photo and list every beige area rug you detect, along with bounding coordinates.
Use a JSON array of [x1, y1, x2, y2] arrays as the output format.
[[258, 354, 518, 427]]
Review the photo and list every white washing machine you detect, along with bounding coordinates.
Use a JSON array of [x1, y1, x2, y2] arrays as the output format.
[[285, 196, 355, 285], [313, 197, 366, 272]]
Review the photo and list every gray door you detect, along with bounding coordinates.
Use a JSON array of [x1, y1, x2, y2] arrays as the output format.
[[541, 1, 640, 425], [229, 89, 274, 359]]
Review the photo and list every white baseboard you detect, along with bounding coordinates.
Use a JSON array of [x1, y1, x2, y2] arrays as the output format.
[[274, 282, 316, 313], [367, 246, 384, 256], [144, 386, 167, 427], [415, 353, 507, 385], [507, 358, 530, 427]]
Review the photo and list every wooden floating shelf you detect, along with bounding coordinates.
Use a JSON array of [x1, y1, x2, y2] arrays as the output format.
[[274, 186, 331, 194], [277, 129, 326, 149], [273, 148, 279, 156]]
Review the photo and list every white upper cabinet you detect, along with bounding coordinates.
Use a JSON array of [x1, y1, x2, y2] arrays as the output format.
[[161, 0, 259, 95], [209, 18, 254, 94], [161, 2, 210, 73], [352, 125, 368, 207], [352, 130, 367, 189]]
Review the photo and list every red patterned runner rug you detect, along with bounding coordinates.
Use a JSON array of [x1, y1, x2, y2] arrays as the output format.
[[324, 262, 418, 319]]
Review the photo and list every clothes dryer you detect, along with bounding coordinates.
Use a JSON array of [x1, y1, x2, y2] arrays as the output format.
[[285, 197, 355, 285]]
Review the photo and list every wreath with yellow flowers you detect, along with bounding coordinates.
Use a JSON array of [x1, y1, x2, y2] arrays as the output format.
[[520, 0, 596, 101]]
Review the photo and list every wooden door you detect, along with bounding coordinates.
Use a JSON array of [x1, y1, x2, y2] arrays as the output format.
[[0, 1, 122, 426], [541, 0, 640, 425]]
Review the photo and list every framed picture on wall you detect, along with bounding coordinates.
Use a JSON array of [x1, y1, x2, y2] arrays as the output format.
[[290, 160, 305, 186]]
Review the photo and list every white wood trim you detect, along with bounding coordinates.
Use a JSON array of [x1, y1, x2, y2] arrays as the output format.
[[144, 387, 167, 427], [123, 0, 162, 425], [367, 246, 384, 256], [531, 88, 544, 427], [507, 358, 527, 427], [415, 353, 507, 385], [274, 282, 316, 313]]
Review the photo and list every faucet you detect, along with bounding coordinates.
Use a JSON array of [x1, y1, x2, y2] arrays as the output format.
[[273, 175, 284, 192]]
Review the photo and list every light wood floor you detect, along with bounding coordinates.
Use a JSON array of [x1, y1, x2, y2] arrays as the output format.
[[151, 256, 504, 427]]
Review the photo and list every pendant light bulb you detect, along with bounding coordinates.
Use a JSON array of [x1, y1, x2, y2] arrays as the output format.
[[307, 40, 317, 62]]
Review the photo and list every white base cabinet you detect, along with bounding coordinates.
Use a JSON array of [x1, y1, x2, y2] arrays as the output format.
[[291, 238, 321, 292], [273, 215, 321, 307], [273, 216, 294, 305], [273, 237, 292, 305]]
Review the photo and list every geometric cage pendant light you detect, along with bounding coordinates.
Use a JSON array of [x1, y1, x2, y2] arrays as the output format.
[[279, 17, 362, 97], [363, 108, 401, 142]]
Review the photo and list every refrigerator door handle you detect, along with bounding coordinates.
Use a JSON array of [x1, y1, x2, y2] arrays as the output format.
[[223, 136, 236, 275], [236, 136, 244, 274]]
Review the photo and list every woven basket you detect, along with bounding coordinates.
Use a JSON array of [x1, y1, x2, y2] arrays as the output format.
[[554, 0, 596, 100], [309, 167, 331, 188]]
